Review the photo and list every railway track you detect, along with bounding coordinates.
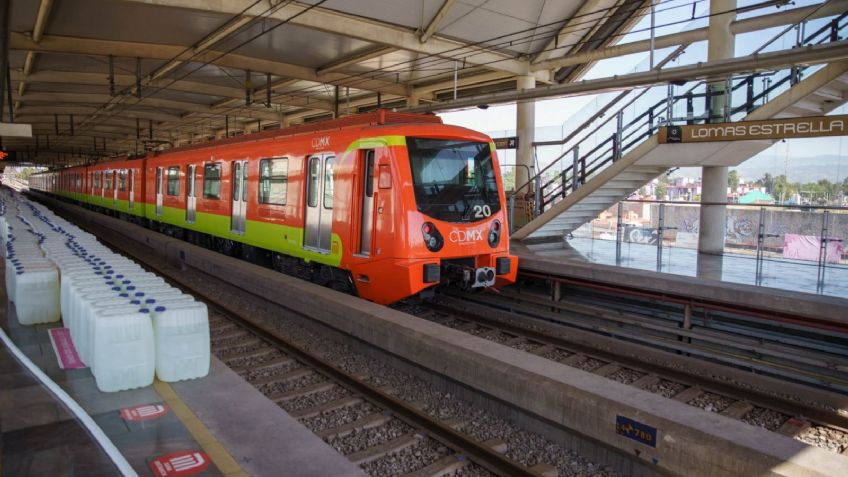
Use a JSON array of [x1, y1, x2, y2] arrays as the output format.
[[75, 221, 615, 477], [404, 293, 848, 454]]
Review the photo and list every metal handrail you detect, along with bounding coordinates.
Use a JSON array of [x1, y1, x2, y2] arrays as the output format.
[[510, 12, 846, 219]]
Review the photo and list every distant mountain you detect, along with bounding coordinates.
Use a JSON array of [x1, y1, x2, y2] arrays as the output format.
[[671, 154, 848, 183]]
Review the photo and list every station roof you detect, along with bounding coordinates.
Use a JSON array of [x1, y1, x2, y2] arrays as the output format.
[[3, 0, 648, 166]]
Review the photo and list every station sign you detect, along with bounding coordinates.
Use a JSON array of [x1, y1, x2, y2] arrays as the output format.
[[492, 136, 519, 149], [659, 114, 848, 144]]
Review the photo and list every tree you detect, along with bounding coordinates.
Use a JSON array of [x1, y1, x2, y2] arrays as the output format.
[[728, 170, 739, 194], [655, 174, 669, 200], [758, 173, 775, 193]]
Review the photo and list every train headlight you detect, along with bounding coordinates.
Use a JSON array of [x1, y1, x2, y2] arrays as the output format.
[[488, 219, 501, 248], [422, 222, 443, 252]]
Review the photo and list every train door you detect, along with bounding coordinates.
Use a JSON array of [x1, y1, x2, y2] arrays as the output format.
[[112, 171, 119, 206], [155, 167, 164, 216], [101, 170, 107, 201], [304, 155, 334, 252], [230, 160, 247, 233], [186, 164, 196, 223], [357, 150, 375, 255], [128, 169, 135, 211]]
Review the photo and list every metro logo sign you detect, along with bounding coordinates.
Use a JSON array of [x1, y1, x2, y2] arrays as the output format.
[[120, 403, 169, 422], [149, 451, 210, 477]]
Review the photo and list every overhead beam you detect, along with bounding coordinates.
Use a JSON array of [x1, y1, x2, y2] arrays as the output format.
[[531, 0, 618, 64], [10, 69, 333, 112], [15, 0, 54, 109], [10, 33, 410, 96], [16, 105, 182, 122], [14, 91, 288, 122], [405, 40, 848, 112], [115, 0, 533, 78], [419, 0, 456, 43], [317, 46, 396, 76], [532, 0, 848, 72]]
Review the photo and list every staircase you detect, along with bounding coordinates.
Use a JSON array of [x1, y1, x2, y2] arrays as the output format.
[[510, 13, 848, 242]]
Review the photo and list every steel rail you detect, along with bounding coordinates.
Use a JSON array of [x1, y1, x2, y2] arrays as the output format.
[[519, 270, 848, 334], [426, 296, 848, 432]]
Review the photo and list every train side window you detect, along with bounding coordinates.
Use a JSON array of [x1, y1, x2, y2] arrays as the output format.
[[118, 170, 127, 191], [259, 157, 288, 205], [323, 157, 334, 209], [93, 172, 100, 188], [167, 166, 180, 195], [104, 170, 113, 190], [364, 150, 375, 197], [203, 163, 221, 199], [307, 157, 319, 207]]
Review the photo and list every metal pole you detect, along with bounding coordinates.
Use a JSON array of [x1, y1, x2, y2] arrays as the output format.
[[135, 57, 142, 98], [0, 0, 9, 119], [657, 202, 665, 271], [333, 85, 339, 118], [756, 206, 765, 286], [616, 201, 623, 265], [508, 195, 515, 232], [69, 114, 74, 136], [533, 176, 542, 217], [724, 77, 732, 121], [666, 83, 674, 124], [817, 210, 830, 293], [149, 119, 153, 140], [225, 115, 229, 137], [265, 72, 271, 108], [571, 146, 579, 192], [649, 0, 656, 69], [453, 60, 459, 100], [5, 65, 12, 122], [614, 111, 623, 161], [245, 69, 252, 105], [108, 55, 115, 96]]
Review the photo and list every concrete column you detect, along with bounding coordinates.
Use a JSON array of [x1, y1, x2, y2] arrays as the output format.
[[516, 75, 536, 195], [406, 95, 420, 108], [698, 0, 735, 258]]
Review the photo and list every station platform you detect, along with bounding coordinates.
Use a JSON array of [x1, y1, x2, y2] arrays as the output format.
[[0, 262, 364, 477], [512, 240, 848, 326]]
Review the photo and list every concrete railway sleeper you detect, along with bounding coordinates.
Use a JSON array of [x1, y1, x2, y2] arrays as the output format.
[[411, 295, 848, 455]]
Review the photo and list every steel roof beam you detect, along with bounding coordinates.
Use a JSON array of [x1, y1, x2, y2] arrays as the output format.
[[9, 69, 334, 112], [405, 40, 848, 112], [531, 0, 619, 64], [531, 0, 848, 72], [419, 0, 456, 44], [114, 0, 534, 78], [15, 105, 182, 122], [15, 0, 54, 110], [9, 33, 410, 97], [316, 46, 396, 76]]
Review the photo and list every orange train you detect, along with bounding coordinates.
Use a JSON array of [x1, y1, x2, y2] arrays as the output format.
[[29, 110, 518, 304]]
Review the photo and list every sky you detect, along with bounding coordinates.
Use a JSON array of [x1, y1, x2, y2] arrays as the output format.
[[437, 0, 846, 185]]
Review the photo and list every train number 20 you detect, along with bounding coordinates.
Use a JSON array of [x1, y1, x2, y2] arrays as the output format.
[[473, 204, 492, 218]]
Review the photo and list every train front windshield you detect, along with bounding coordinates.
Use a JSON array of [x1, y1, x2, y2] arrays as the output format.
[[407, 137, 501, 223]]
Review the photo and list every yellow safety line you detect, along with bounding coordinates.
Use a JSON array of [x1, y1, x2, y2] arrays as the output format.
[[153, 380, 250, 477]]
